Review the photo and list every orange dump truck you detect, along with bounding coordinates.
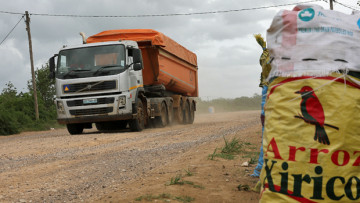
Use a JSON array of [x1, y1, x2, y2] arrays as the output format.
[[49, 29, 198, 134]]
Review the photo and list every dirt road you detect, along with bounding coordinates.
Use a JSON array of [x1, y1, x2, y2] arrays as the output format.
[[0, 111, 262, 203]]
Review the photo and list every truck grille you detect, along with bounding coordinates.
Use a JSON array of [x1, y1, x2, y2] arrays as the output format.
[[69, 107, 113, 116], [67, 97, 115, 107], [64, 80, 116, 93]]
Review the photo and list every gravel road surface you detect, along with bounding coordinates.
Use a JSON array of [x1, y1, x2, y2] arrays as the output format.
[[0, 111, 260, 202]]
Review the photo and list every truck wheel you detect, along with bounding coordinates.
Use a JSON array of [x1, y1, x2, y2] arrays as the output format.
[[187, 102, 195, 124], [129, 99, 145, 132], [183, 101, 190, 124], [175, 99, 184, 124], [168, 101, 174, 125], [95, 123, 105, 131], [67, 124, 84, 135], [155, 102, 168, 127]]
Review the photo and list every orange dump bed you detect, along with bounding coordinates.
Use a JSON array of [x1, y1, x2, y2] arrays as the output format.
[[87, 29, 198, 97]]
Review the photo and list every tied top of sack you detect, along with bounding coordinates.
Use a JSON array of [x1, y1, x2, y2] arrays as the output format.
[[267, 4, 360, 79]]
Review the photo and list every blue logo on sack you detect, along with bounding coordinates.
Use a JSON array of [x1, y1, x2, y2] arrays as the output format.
[[299, 8, 315, 22], [357, 18, 360, 29]]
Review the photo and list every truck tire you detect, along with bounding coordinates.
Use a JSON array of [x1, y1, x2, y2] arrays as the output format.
[[95, 123, 104, 131], [129, 99, 145, 132], [183, 101, 190, 124], [168, 101, 174, 125], [67, 124, 84, 135], [175, 99, 184, 124], [187, 102, 195, 124], [155, 102, 168, 127]]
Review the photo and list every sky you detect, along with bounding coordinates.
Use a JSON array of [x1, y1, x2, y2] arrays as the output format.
[[0, 0, 358, 99]]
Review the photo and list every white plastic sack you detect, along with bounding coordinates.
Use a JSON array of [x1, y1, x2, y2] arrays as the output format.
[[267, 4, 360, 79]]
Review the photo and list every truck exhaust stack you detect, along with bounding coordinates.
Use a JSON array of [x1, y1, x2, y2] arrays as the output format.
[[79, 32, 86, 44]]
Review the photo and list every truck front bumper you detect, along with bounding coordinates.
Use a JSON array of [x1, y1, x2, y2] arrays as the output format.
[[57, 113, 135, 124], [56, 92, 134, 124]]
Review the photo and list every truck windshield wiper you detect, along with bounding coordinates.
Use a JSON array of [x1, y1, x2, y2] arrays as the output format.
[[93, 65, 122, 76], [63, 69, 91, 78]]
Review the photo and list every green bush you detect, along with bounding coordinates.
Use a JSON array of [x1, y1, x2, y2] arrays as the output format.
[[0, 64, 57, 135], [0, 106, 20, 135]]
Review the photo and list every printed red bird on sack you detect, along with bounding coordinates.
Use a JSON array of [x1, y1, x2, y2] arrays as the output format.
[[294, 86, 339, 145]]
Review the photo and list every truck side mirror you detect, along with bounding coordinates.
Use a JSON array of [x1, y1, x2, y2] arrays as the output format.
[[49, 54, 57, 79], [133, 63, 142, 71], [132, 49, 143, 71], [132, 49, 142, 64]]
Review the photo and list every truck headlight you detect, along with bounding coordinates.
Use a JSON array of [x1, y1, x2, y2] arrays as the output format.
[[57, 101, 65, 114], [118, 96, 126, 108]]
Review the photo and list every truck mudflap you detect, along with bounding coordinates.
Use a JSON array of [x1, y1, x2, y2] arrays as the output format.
[[57, 113, 135, 124]]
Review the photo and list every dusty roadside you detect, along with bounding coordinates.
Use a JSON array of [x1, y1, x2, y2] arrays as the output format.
[[0, 111, 262, 203], [100, 113, 262, 203]]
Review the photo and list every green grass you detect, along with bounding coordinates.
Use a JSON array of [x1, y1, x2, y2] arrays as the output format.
[[237, 184, 250, 191], [169, 175, 184, 185], [22, 120, 65, 132], [175, 195, 195, 203], [184, 168, 193, 176], [167, 175, 204, 189], [221, 137, 243, 154], [193, 184, 205, 189], [135, 193, 195, 202], [183, 180, 205, 189], [209, 153, 235, 160], [209, 148, 218, 160], [135, 193, 172, 201], [208, 136, 244, 160], [249, 157, 257, 164], [242, 151, 260, 161]]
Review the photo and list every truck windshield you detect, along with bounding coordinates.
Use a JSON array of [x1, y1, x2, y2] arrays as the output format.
[[56, 44, 126, 79]]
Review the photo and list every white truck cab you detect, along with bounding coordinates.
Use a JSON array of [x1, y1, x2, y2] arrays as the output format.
[[49, 41, 145, 134]]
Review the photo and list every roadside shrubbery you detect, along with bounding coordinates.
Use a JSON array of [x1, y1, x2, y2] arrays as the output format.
[[196, 94, 261, 114], [0, 105, 21, 135], [0, 65, 58, 135]]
